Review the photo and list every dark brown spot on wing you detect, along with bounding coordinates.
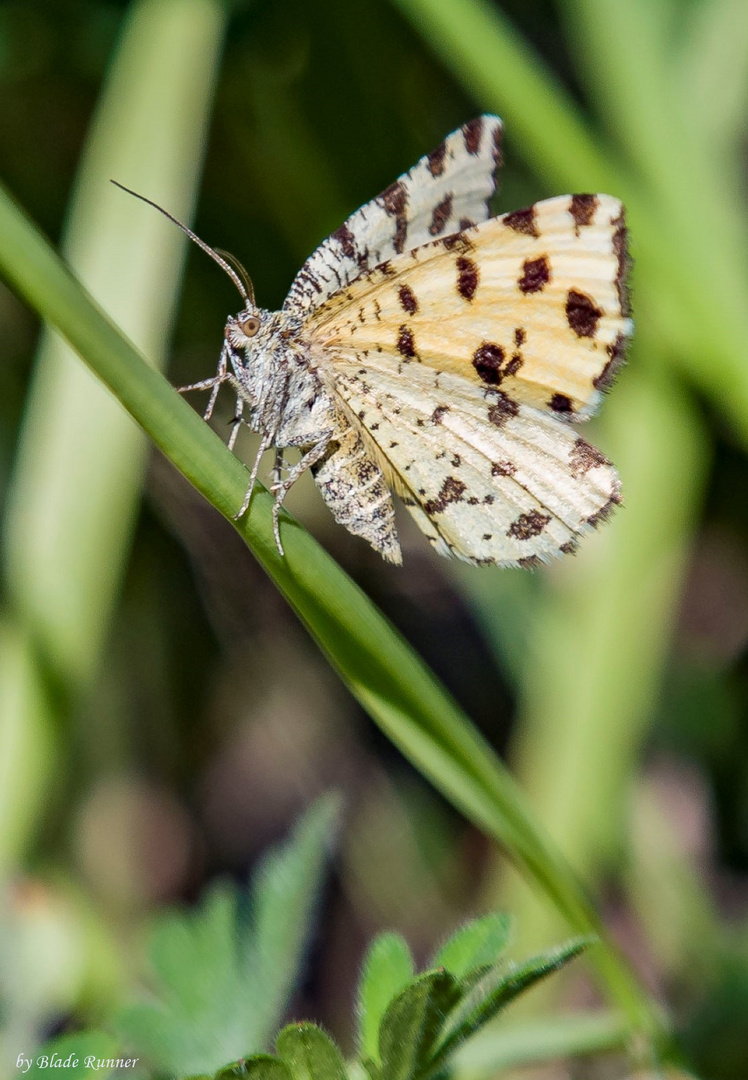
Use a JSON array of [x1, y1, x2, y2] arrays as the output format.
[[442, 231, 473, 253], [504, 354, 523, 377], [332, 223, 357, 258], [518, 255, 550, 294], [423, 476, 467, 515], [459, 217, 475, 230], [379, 180, 408, 254], [487, 392, 519, 427], [569, 437, 611, 478], [492, 460, 516, 477], [560, 539, 579, 556], [514, 327, 526, 347], [594, 332, 627, 391], [507, 509, 551, 540], [429, 193, 453, 236], [549, 393, 573, 413], [456, 256, 479, 300], [566, 289, 603, 338], [397, 325, 416, 358], [431, 405, 449, 424], [427, 140, 447, 176], [462, 117, 483, 154], [518, 555, 543, 570], [504, 206, 538, 238], [398, 283, 418, 314], [472, 342, 505, 385], [491, 123, 503, 169], [570, 194, 598, 234], [587, 487, 622, 528]]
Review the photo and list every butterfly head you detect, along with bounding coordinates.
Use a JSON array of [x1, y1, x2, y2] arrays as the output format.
[[224, 308, 263, 353]]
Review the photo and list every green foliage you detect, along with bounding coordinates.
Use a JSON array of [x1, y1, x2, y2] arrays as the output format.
[[430, 912, 511, 978], [212, 917, 589, 1080], [114, 796, 339, 1076], [357, 933, 414, 1061]]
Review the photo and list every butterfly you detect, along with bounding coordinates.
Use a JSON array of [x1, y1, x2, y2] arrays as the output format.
[[115, 115, 631, 567]]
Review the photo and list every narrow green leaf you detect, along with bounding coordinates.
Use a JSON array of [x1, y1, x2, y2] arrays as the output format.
[[431, 914, 512, 979], [215, 1055, 292, 1080], [276, 1023, 347, 1080], [431, 939, 592, 1070], [27, 1032, 120, 1080], [358, 933, 415, 1061], [379, 971, 458, 1080], [2, 0, 227, 688]]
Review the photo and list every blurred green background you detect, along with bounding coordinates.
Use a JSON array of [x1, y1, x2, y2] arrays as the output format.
[[1, 0, 748, 1077]]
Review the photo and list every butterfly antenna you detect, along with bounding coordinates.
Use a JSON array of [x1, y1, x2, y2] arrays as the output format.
[[215, 248, 256, 306], [110, 180, 253, 307]]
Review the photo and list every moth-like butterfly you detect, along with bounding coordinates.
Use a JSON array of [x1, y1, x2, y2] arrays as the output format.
[[116, 115, 630, 567]]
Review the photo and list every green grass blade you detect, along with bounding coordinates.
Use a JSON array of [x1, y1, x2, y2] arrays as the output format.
[[0, 185, 663, 1047], [0, 621, 55, 874], [2, 0, 227, 686]]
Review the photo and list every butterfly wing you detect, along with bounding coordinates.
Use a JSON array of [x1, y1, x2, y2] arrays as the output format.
[[322, 358, 620, 566], [284, 116, 503, 314], [309, 194, 631, 420]]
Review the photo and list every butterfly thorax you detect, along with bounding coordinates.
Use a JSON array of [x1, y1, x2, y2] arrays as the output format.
[[225, 307, 335, 447]]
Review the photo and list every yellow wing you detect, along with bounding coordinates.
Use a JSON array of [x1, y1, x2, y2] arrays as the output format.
[[308, 194, 631, 420]]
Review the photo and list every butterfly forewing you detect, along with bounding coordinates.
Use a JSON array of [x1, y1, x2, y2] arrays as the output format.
[[284, 116, 503, 314], [309, 194, 631, 420]]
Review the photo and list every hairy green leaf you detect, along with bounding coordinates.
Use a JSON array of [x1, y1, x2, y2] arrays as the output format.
[[431, 938, 592, 1069], [276, 1022, 348, 1080], [214, 1054, 292, 1080], [431, 914, 512, 979], [379, 971, 458, 1080], [358, 933, 415, 1061]]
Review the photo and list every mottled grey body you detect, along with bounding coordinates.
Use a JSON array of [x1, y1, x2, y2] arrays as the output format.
[[197, 306, 399, 559]]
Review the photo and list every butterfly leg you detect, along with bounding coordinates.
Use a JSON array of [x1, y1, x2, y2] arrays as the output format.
[[177, 344, 238, 421], [227, 396, 245, 452], [272, 447, 285, 487], [269, 433, 333, 556], [234, 430, 274, 520]]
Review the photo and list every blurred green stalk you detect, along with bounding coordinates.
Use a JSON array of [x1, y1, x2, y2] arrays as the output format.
[[3, 0, 226, 688], [0, 0, 226, 938]]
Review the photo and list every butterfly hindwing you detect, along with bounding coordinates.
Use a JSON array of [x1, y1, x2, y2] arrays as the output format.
[[309, 194, 631, 420], [284, 116, 503, 315], [325, 358, 621, 566]]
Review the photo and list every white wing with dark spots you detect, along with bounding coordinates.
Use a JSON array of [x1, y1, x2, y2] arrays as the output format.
[[284, 116, 503, 314], [326, 357, 621, 567]]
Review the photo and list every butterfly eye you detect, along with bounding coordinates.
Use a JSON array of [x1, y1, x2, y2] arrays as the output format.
[[238, 315, 261, 337]]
